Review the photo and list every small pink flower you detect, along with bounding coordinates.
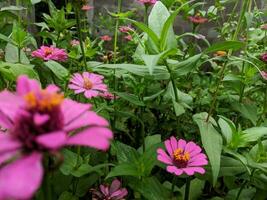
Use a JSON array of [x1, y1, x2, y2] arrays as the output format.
[[82, 5, 94, 11], [124, 35, 133, 41], [188, 14, 208, 24], [31, 46, 68, 62], [0, 75, 113, 200], [119, 25, 134, 33], [261, 24, 267, 30], [260, 71, 267, 80], [260, 53, 267, 63], [157, 136, 208, 176], [91, 179, 128, 200], [101, 35, 112, 41], [69, 72, 108, 99], [138, 0, 157, 6], [100, 91, 118, 100], [70, 39, 80, 46]]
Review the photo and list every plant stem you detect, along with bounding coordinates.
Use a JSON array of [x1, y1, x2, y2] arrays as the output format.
[[262, 87, 267, 120], [184, 178, 191, 200], [165, 61, 179, 102], [144, 5, 149, 25], [74, 6, 87, 71]]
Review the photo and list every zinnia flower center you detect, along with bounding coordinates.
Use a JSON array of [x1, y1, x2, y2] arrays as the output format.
[[83, 77, 93, 89], [44, 48, 53, 56], [173, 148, 190, 168]]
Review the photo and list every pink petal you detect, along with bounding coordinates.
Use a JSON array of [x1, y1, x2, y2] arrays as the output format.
[[46, 84, 60, 93], [0, 134, 21, 153], [36, 131, 67, 149], [170, 136, 178, 151], [34, 113, 50, 126], [0, 150, 18, 165], [92, 84, 108, 92], [0, 110, 12, 129], [62, 99, 91, 125], [110, 188, 128, 199], [68, 84, 83, 90], [188, 159, 208, 167], [66, 127, 113, 150], [183, 167, 205, 175], [64, 111, 109, 132], [185, 142, 202, 157], [16, 75, 40, 95], [84, 90, 99, 98], [164, 139, 173, 157], [100, 185, 109, 196], [0, 153, 43, 200], [157, 148, 173, 165], [110, 179, 121, 194], [177, 139, 186, 150], [166, 166, 183, 176]]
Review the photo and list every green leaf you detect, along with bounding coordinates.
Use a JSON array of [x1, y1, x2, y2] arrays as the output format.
[[242, 127, 267, 144], [112, 141, 140, 164], [60, 149, 82, 176], [106, 163, 140, 178], [204, 41, 244, 54], [115, 92, 145, 106], [193, 112, 223, 186], [218, 156, 246, 176], [218, 116, 236, 144], [0, 6, 26, 11], [231, 102, 258, 125], [5, 43, 29, 64], [58, 191, 79, 200], [71, 163, 114, 177], [44, 60, 69, 80], [181, 179, 205, 200]]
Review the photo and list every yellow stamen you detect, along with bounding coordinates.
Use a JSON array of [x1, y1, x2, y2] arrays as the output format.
[[83, 77, 93, 90], [173, 148, 190, 162]]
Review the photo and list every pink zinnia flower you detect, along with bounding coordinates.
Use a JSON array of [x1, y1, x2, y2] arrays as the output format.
[[188, 14, 208, 24], [69, 72, 108, 99], [31, 45, 68, 62], [101, 35, 112, 41], [157, 137, 208, 176], [260, 53, 267, 63], [260, 71, 267, 80], [91, 179, 128, 200], [138, 0, 157, 6], [124, 35, 133, 41], [82, 5, 94, 11], [119, 25, 134, 33], [70, 39, 80, 47], [0, 75, 113, 200]]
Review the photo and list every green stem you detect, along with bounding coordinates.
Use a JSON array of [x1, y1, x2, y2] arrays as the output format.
[[239, 62, 246, 103], [74, 6, 87, 71], [18, 47, 21, 63], [184, 178, 191, 200], [165, 61, 179, 102], [144, 5, 149, 25]]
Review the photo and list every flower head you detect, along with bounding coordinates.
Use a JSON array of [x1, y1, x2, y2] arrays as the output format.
[[70, 39, 80, 47], [119, 25, 134, 33], [101, 35, 112, 42], [69, 72, 108, 99], [260, 53, 267, 63], [124, 35, 133, 41], [214, 51, 227, 57], [31, 46, 68, 62], [91, 179, 128, 200], [260, 71, 267, 80], [0, 75, 113, 199], [138, 0, 157, 6], [157, 137, 208, 176], [188, 14, 208, 24], [82, 5, 94, 11]]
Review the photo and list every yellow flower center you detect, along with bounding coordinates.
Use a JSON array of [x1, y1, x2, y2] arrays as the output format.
[[83, 77, 93, 90], [24, 90, 64, 111], [44, 48, 53, 56], [173, 148, 190, 163]]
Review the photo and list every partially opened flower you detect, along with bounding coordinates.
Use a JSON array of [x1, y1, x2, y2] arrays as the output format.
[[0, 75, 113, 200], [82, 5, 94, 11], [124, 35, 133, 41], [138, 0, 157, 6], [119, 25, 134, 33], [69, 72, 108, 99], [31, 45, 68, 62], [188, 14, 208, 24], [260, 53, 267, 63], [157, 137, 208, 176], [91, 179, 128, 200], [101, 35, 112, 41], [260, 71, 267, 80], [100, 91, 118, 100], [70, 39, 80, 47]]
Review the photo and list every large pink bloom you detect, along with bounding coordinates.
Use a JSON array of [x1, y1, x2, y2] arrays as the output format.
[[0, 75, 113, 200], [69, 72, 108, 99], [31, 45, 68, 62], [157, 137, 208, 176], [91, 179, 128, 200]]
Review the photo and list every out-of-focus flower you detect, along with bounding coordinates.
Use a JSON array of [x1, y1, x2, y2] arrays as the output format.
[[261, 24, 267, 30], [124, 35, 133, 41], [214, 51, 227, 57], [22, 47, 32, 53], [101, 35, 112, 42], [138, 0, 157, 6], [31, 46, 68, 62], [157, 136, 208, 176], [70, 39, 80, 47], [0, 75, 113, 200], [82, 5, 94, 11], [188, 14, 208, 24], [100, 91, 118, 100], [260, 71, 267, 80], [69, 72, 108, 99], [119, 25, 134, 33], [91, 179, 128, 200], [260, 53, 267, 63]]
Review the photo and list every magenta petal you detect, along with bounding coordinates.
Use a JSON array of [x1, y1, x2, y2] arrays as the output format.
[[36, 131, 67, 149], [170, 136, 178, 151], [0, 150, 18, 165], [166, 166, 183, 176], [84, 90, 99, 98], [66, 127, 113, 150], [34, 113, 50, 126], [0, 110, 12, 129], [109, 179, 121, 194], [100, 185, 109, 196], [177, 139, 186, 150], [183, 167, 205, 175], [62, 99, 92, 125], [16, 75, 40, 95], [164, 139, 173, 157], [157, 149, 173, 165], [110, 188, 128, 199], [0, 153, 43, 200], [64, 111, 109, 132], [0, 134, 21, 153]]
